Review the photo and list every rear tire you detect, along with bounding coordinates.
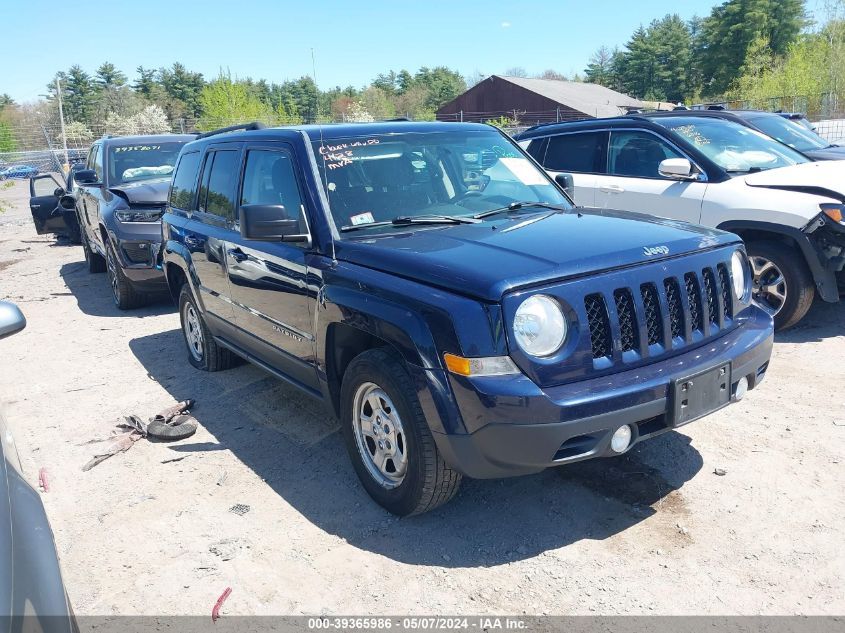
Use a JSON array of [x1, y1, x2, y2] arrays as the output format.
[[106, 240, 145, 310], [747, 240, 814, 330], [178, 284, 235, 371], [81, 230, 106, 273], [340, 348, 461, 516]]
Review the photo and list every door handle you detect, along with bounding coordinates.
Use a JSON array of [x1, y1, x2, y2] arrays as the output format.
[[227, 248, 248, 263], [600, 184, 625, 194], [183, 235, 201, 249]]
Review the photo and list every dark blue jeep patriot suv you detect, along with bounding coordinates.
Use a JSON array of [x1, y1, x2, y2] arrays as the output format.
[[161, 121, 773, 515]]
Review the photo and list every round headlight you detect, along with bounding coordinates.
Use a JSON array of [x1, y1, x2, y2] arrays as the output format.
[[513, 295, 567, 357], [730, 250, 747, 299]]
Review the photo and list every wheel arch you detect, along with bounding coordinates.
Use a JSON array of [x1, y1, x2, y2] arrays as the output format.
[[717, 220, 838, 302], [162, 241, 202, 309]]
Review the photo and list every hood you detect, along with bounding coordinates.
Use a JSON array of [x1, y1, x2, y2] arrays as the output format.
[[744, 161, 845, 202], [335, 208, 739, 301], [108, 177, 170, 205], [804, 146, 845, 161]]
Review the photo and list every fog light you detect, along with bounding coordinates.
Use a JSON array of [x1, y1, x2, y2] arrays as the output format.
[[610, 425, 633, 453], [734, 376, 749, 401]]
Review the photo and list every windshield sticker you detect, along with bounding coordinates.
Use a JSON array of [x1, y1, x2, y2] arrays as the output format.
[[498, 157, 549, 185], [318, 139, 381, 170], [114, 145, 162, 153], [350, 211, 375, 226]]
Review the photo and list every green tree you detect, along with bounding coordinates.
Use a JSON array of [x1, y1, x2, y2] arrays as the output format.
[[612, 15, 696, 102], [160, 63, 205, 118], [133, 66, 158, 98], [698, 0, 806, 96], [0, 120, 16, 152], [95, 62, 127, 89], [413, 66, 466, 110], [198, 72, 274, 129], [584, 46, 619, 88], [60, 64, 96, 123]]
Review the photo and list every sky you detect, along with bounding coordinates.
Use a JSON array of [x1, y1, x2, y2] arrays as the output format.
[[0, 0, 814, 103]]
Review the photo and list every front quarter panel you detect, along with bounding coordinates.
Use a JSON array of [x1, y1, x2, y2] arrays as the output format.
[[702, 177, 830, 229]]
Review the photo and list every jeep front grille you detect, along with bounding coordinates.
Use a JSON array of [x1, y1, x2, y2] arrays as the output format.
[[584, 293, 612, 359], [717, 263, 733, 320], [684, 272, 704, 333], [613, 288, 638, 352], [702, 268, 719, 325], [584, 262, 735, 360], [664, 277, 684, 340], [640, 283, 663, 346]]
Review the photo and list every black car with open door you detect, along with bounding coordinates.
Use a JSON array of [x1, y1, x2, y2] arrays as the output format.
[[28, 168, 81, 243]]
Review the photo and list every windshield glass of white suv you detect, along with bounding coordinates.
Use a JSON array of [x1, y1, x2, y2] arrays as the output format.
[[311, 130, 569, 233], [108, 142, 184, 185], [656, 117, 810, 172], [745, 114, 828, 152]]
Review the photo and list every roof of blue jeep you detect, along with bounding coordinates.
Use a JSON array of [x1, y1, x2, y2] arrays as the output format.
[[188, 121, 493, 146]]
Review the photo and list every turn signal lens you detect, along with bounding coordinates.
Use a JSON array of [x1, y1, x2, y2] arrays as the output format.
[[821, 203, 845, 223], [443, 353, 520, 377]]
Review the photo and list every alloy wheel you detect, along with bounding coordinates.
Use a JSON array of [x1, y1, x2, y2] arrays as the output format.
[[352, 382, 408, 488], [182, 302, 204, 362], [750, 255, 787, 316], [106, 247, 119, 303]]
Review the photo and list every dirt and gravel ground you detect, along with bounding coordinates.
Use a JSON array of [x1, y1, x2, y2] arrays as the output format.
[[0, 178, 842, 616]]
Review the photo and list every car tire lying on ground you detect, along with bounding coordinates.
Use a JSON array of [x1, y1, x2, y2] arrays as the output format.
[[178, 284, 237, 371], [146, 414, 198, 441], [340, 347, 462, 516], [106, 240, 144, 310], [746, 240, 815, 331]]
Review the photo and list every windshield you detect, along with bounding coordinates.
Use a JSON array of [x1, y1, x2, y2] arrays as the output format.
[[311, 129, 569, 234], [745, 114, 828, 152], [656, 117, 810, 172], [108, 142, 185, 185]]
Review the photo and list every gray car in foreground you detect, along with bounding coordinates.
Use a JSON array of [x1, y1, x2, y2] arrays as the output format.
[[0, 302, 77, 633]]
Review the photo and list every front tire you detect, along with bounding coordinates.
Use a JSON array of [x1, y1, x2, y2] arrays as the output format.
[[178, 284, 236, 371], [106, 240, 144, 310], [81, 230, 106, 273], [340, 348, 461, 516], [747, 240, 814, 330]]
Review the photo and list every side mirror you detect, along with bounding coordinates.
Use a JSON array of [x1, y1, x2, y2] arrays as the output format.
[[554, 173, 575, 198], [59, 194, 76, 210], [0, 301, 26, 340], [239, 204, 309, 244], [74, 169, 99, 185], [53, 187, 65, 198], [658, 158, 696, 180]]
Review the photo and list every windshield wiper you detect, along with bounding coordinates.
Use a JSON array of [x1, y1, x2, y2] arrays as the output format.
[[725, 167, 764, 174], [339, 214, 480, 233], [472, 201, 564, 220]]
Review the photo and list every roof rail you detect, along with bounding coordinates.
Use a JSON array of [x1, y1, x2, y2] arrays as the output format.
[[196, 121, 267, 140]]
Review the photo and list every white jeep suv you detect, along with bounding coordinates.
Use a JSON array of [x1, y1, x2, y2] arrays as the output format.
[[516, 112, 845, 329]]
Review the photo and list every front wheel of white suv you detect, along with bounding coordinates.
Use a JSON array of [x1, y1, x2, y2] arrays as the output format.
[[747, 240, 815, 331]]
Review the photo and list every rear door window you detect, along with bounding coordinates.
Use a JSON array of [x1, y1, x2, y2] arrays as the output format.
[[197, 150, 240, 221], [543, 131, 607, 173], [169, 151, 201, 211]]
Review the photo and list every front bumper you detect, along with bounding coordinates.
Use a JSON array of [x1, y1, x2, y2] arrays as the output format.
[[432, 305, 773, 479], [107, 223, 167, 291]]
